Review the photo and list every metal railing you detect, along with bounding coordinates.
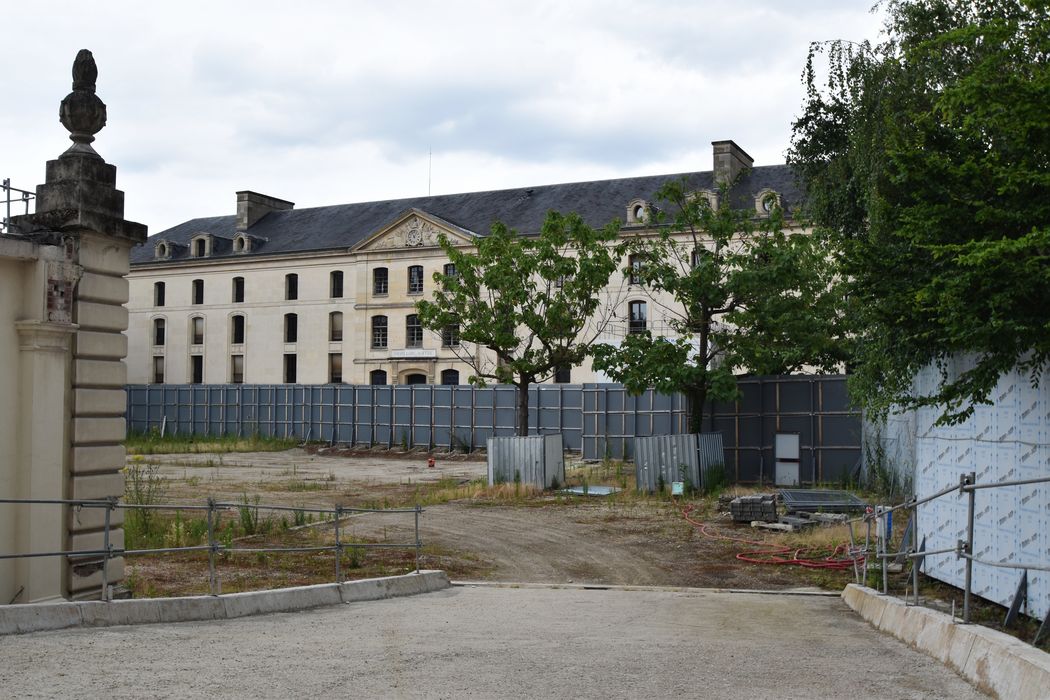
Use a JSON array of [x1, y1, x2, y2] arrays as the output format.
[[845, 472, 1050, 644], [2, 178, 35, 233], [0, 498, 424, 601]]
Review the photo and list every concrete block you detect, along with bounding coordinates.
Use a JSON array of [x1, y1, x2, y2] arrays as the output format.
[[69, 505, 125, 532], [0, 602, 82, 634], [75, 301, 128, 332], [876, 597, 908, 638], [73, 416, 126, 445], [71, 472, 125, 500], [154, 595, 226, 623], [69, 529, 125, 555], [945, 624, 977, 674], [71, 445, 125, 473], [74, 331, 128, 362], [68, 555, 124, 593], [222, 583, 343, 619], [74, 358, 126, 388], [340, 570, 450, 604], [79, 599, 162, 627], [77, 271, 129, 305], [78, 239, 131, 276]]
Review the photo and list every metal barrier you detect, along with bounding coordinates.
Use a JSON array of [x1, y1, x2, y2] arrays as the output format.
[[846, 472, 1050, 644], [0, 498, 423, 600]]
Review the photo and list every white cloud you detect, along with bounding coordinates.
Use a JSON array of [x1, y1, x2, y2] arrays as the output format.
[[0, 0, 882, 233]]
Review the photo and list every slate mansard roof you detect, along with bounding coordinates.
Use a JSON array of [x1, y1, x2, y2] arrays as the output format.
[[130, 163, 800, 266]]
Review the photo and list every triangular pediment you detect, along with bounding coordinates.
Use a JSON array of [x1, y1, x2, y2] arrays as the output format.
[[353, 209, 478, 252]]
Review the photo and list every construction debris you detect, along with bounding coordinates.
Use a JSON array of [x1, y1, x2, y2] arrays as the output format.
[[730, 494, 778, 523]]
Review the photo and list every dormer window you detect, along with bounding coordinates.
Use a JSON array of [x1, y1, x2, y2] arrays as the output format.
[[233, 233, 252, 254], [626, 198, 649, 225], [755, 189, 781, 215], [690, 190, 719, 211], [190, 234, 213, 258], [155, 240, 171, 260]]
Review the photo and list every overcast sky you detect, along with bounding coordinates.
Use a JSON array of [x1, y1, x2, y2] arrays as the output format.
[[1, 1, 883, 234]]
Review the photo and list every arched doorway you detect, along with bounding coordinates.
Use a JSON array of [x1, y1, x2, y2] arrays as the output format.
[[403, 373, 427, 385], [369, 369, 387, 385]]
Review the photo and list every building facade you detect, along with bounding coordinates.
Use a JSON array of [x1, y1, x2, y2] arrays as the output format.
[[127, 140, 799, 386]]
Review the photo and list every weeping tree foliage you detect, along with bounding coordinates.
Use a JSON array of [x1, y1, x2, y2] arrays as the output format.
[[788, 0, 1050, 424], [592, 179, 848, 432], [416, 212, 621, 436]]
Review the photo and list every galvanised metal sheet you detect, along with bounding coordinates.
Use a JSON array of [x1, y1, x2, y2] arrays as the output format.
[[634, 434, 700, 492], [876, 359, 1050, 620], [487, 434, 564, 488]]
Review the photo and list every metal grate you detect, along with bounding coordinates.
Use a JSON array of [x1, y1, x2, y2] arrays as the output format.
[[779, 489, 867, 513]]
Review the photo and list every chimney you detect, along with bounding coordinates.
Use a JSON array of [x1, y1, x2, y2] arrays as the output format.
[[236, 190, 294, 231], [712, 140, 754, 186]]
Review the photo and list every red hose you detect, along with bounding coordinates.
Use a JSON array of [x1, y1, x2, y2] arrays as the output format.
[[677, 500, 863, 571]]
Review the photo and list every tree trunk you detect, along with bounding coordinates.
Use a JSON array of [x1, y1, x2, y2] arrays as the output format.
[[515, 378, 530, 436], [687, 386, 707, 434]]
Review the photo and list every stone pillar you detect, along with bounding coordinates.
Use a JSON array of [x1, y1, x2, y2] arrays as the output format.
[[12, 49, 146, 600]]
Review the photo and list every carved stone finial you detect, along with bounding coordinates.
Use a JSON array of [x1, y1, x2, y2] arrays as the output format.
[[59, 49, 107, 158]]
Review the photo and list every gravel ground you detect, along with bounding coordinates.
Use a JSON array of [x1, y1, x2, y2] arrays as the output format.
[[1, 586, 984, 699]]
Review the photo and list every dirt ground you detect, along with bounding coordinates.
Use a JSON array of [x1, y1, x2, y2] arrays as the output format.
[[128, 448, 853, 593]]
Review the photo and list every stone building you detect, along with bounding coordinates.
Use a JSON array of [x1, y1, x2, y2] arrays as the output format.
[[126, 140, 798, 387], [1, 51, 144, 602]]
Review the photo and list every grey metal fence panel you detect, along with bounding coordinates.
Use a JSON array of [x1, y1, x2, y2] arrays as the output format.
[[487, 435, 563, 488], [635, 434, 699, 492]]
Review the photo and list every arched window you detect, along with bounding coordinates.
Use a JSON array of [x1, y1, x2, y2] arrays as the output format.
[[284, 313, 298, 343], [408, 265, 424, 294], [373, 267, 388, 295], [440, 369, 459, 385], [330, 270, 344, 298], [190, 316, 205, 345], [285, 273, 298, 301], [232, 276, 244, 303], [371, 315, 388, 348], [329, 311, 343, 342], [404, 373, 427, 385], [154, 281, 165, 307], [628, 301, 647, 334], [153, 318, 165, 346], [405, 314, 423, 348], [369, 369, 388, 385], [231, 314, 245, 344], [193, 238, 206, 258]]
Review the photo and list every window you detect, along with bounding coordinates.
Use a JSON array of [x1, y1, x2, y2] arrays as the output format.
[[154, 281, 165, 307], [554, 365, 571, 383], [192, 279, 204, 305], [628, 255, 644, 286], [231, 314, 245, 344], [404, 373, 427, 385], [373, 267, 388, 295], [369, 369, 387, 385], [442, 324, 460, 347], [152, 356, 165, 384], [153, 318, 165, 346], [329, 311, 343, 342], [330, 270, 344, 298], [193, 238, 206, 258], [284, 354, 297, 383], [372, 315, 388, 349], [440, 369, 459, 385], [691, 249, 702, 269], [443, 263, 457, 279], [233, 234, 248, 253], [230, 355, 244, 384], [408, 265, 424, 294], [285, 273, 298, 301], [191, 316, 204, 345], [284, 313, 298, 343], [628, 301, 647, 334], [190, 355, 204, 384], [405, 314, 423, 348], [232, 277, 244, 303], [329, 353, 343, 383]]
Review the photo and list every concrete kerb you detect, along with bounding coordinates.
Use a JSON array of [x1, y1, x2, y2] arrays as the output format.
[[842, 583, 1050, 700], [0, 570, 449, 635]]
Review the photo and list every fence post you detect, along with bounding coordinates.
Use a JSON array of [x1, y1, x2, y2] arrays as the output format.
[[962, 471, 976, 623], [414, 504, 421, 574], [911, 501, 920, 605], [334, 505, 343, 584], [207, 498, 219, 596], [101, 497, 114, 602]]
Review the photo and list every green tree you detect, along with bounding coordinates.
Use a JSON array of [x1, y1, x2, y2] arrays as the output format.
[[788, 0, 1050, 424], [592, 179, 847, 432], [416, 211, 621, 436]]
